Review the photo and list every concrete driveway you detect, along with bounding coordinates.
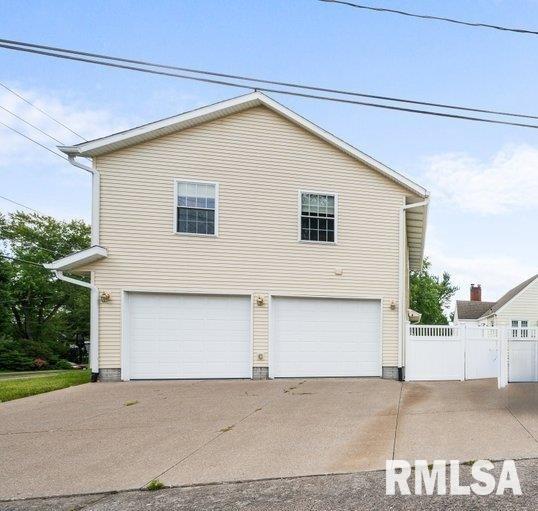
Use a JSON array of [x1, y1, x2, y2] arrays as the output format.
[[1, 378, 538, 500]]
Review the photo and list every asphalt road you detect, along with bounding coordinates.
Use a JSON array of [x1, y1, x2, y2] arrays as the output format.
[[1, 458, 537, 510]]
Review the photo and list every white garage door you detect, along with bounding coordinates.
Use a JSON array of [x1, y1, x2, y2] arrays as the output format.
[[126, 293, 251, 379], [272, 297, 381, 377]]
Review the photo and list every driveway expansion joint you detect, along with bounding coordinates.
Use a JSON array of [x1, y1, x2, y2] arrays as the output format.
[[143, 391, 287, 487], [505, 405, 538, 444], [391, 381, 404, 460]]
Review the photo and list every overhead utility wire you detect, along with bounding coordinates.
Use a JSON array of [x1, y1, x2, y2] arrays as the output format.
[[0, 197, 67, 257], [0, 104, 64, 144], [0, 119, 67, 160], [0, 254, 49, 268], [1, 37, 537, 121], [319, 0, 538, 36], [1, 41, 538, 130], [0, 194, 42, 214], [0, 80, 86, 140]]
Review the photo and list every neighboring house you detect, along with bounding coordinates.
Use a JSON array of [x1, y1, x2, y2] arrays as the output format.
[[45, 92, 429, 382], [454, 285, 495, 326], [455, 277, 538, 330]]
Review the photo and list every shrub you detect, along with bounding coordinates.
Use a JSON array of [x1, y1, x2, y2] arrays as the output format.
[[0, 338, 74, 371], [33, 357, 48, 369], [54, 359, 73, 370], [0, 340, 34, 371]]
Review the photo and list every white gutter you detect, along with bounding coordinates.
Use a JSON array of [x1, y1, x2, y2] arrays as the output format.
[[398, 198, 430, 379], [68, 155, 100, 245], [54, 270, 99, 380]]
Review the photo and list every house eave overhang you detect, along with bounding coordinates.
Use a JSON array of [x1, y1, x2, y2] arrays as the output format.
[[59, 92, 428, 198], [406, 199, 429, 272], [43, 246, 107, 271]]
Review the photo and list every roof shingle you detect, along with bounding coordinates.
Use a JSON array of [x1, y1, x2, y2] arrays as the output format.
[[456, 300, 496, 320]]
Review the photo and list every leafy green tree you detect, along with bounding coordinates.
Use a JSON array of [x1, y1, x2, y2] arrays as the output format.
[[410, 258, 458, 324], [0, 257, 13, 334], [0, 212, 90, 365]]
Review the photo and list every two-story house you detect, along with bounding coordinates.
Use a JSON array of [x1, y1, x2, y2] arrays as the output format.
[[45, 92, 429, 382]]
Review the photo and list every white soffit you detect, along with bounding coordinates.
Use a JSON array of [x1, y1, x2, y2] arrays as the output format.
[[406, 202, 428, 271], [43, 246, 108, 271]]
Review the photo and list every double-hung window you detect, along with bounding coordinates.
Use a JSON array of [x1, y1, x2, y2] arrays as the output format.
[[300, 192, 336, 243], [176, 180, 218, 235]]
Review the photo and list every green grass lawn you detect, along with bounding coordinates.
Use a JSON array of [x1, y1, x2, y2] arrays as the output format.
[[0, 369, 91, 403]]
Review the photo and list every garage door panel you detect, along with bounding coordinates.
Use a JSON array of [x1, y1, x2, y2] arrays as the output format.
[[127, 293, 251, 379], [272, 297, 381, 377]]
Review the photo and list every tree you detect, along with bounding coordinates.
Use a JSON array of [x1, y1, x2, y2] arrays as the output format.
[[409, 258, 458, 324], [0, 212, 90, 365]]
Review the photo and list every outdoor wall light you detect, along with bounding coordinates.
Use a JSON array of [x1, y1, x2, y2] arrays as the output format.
[[255, 295, 265, 306], [100, 291, 111, 303]]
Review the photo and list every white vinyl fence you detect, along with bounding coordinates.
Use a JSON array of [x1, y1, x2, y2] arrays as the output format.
[[507, 328, 538, 382], [405, 324, 538, 388]]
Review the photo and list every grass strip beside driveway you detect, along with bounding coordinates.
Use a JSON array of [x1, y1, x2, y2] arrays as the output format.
[[0, 369, 90, 403]]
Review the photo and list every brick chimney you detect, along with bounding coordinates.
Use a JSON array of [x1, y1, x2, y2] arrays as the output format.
[[470, 284, 482, 302]]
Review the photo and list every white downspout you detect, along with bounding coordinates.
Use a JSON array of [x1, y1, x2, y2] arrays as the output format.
[[398, 198, 430, 380], [55, 270, 99, 380], [65, 155, 100, 381]]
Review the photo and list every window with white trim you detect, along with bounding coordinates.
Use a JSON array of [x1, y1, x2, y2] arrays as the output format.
[[512, 319, 529, 338], [176, 181, 217, 235], [300, 192, 336, 242]]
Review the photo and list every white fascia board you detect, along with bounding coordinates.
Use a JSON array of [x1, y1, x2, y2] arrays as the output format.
[[43, 246, 107, 271], [483, 275, 538, 318], [59, 92, 428, 198], [59, 93, 263, 157]]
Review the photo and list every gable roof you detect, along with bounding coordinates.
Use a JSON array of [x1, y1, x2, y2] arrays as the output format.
[[479, 274, 538, 318], [456, 300, 496, 320], [58, 91, 428, 198]]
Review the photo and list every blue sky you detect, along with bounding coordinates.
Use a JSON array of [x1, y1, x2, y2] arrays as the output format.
[[1, 0, 537, 304]]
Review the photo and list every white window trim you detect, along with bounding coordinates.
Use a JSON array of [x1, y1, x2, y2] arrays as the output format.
[[173, 178, 219, 237], [297, 189, 338, 244]]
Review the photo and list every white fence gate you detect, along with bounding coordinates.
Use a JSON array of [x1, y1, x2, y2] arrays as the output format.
[[405, 324, 538, 387], [508, 328, 538, 382]]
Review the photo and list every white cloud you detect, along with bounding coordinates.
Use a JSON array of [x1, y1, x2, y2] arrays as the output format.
[[426, 224, 536, 306], [0, 86, 135, 221], [0, 86, 131, 168], [425, 144, 538, 215]]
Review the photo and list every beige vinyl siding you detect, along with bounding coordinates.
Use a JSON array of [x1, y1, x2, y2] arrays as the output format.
[[252, 295, 268, 365], [88, 106, 418, 370], [491, 278, 538, 327]]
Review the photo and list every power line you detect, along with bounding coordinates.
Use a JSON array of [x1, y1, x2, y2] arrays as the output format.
[[0, 254, 48, 268], [1, 37, 538, 121], [0, 194, 42, 214], [319, 0, 538, 36], [4, 240, 64, 259], [2, 41, 538, 130], [0, 104, 64, 144], [0, 81, 86, 140], [0, 119, 67, 160]]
